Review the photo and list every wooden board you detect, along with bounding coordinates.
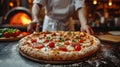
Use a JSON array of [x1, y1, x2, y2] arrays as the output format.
[[0, 32, 29, 41], [108, 31, 120, 36], [97, 35, 120, 43], [0, 37, 22, 41]]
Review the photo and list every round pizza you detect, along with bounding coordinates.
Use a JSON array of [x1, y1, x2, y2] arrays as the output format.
[[18, 31, 100, 61]]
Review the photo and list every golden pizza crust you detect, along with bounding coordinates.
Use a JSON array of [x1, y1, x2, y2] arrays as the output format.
[[18, 31, 100, 61]]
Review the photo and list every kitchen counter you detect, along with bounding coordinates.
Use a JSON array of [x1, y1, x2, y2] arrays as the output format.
[[0, 40, 120, 67]]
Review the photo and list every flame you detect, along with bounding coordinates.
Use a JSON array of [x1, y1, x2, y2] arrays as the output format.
[[10, 12, 31, 26]]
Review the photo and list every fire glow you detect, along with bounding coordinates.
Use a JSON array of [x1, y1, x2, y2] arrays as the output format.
[[10, 12, 31, 26]]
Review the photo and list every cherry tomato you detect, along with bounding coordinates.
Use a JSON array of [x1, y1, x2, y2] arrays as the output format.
[[72, 43, 81, 51], [13, 30, 21, 37], [31, 39, 37, 43], [59, 46, 67, 51], [72, 43, 77, 48], [34, 45, 44, 49], [48, 42, 55, 48], [79, 40, 84, 43], [43, 34, 46, 37], [74, 45, 81, 51], [13, 31, 18, 37], [3, 32, 10, 38]]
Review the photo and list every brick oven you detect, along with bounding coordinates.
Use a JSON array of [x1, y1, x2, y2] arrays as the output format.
[[0, 0, 32, 31], [4, 7, 31, 25], [1, 7, 32, 31]]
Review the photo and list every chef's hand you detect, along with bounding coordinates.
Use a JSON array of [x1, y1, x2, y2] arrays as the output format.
[[80, 24, 94, 35], [27, 20, 40, 33]]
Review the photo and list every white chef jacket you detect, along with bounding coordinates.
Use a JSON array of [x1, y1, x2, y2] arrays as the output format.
[[33, 0, 85, 31]]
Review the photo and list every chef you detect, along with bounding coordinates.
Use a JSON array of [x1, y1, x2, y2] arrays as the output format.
[[27, 0, 94, 34]]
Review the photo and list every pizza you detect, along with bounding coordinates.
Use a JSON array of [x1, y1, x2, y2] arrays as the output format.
[[0, 28, 21, 38], [18, 31, 100, 61], [0, 28, 29, 41]]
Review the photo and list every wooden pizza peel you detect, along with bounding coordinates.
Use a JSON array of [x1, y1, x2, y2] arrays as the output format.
[[97, 34, 120, 43]]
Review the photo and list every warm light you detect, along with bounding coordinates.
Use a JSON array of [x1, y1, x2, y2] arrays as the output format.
[[10, 12, 31, 26], [21, 15, 31, 25], [88, 14, 92, 17], [9, 2, 14, 7], [93, 0, 97, 5], [108, 2, 112, 6], [108, 0, 112, 6], [28, 0, 32, 3]]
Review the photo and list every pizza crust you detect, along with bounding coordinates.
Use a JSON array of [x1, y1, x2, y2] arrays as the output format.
[[19, 32, 100, 61]]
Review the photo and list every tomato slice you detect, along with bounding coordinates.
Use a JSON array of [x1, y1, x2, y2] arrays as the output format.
[[34, 45, 44, 49], [52, 32, 56, 36], [44, 39, 49, 43], [59, 46, 67, 51], [48, 42, 55, 48], [64, 41, 70, 45]]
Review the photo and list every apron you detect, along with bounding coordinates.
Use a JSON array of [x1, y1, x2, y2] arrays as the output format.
[[33, 0, 85, 31], [42, 15, 75, 31]]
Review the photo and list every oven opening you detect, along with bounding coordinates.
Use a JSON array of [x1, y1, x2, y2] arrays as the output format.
[[10, 12, 31, 26]]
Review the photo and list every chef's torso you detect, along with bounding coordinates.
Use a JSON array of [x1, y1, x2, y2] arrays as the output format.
[[33, 0, 85, 31]]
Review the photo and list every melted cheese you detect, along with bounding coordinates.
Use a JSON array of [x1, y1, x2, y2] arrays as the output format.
[[67, 45, 74, 51], [37, 38, 45, 43], [41, 47, 50, 51]]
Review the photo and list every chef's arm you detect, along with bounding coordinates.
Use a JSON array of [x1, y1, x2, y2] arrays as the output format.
[[78, 6, 94, 35], [32, 3, 42, 23], [27, 4, 42, 33], [78, 6, 87, 27]]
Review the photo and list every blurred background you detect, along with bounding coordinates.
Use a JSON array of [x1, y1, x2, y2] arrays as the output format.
[[0, 0, 120, 31]]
